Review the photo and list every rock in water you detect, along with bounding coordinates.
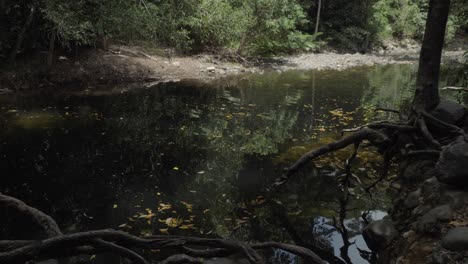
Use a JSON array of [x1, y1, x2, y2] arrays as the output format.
[[363, 219, 398, 251], [436, 139, 468, 187], [441, 227, 468, 251], [431, 100, 468, 125]]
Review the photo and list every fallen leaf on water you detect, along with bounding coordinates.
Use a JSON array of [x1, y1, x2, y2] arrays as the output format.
[[158, 203, 172, 211], [179, 224, 195, 230]]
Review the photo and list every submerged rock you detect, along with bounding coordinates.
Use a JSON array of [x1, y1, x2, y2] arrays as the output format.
[[441, 227, 468, 251], [436, 139, 468, 187], [363, 219, 398, 251]]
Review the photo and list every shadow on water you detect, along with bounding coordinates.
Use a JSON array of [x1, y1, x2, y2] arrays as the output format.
[[0, 63, 466, 263]]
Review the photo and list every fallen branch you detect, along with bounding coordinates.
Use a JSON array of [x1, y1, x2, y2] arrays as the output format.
[[440, 86, 468, 92]]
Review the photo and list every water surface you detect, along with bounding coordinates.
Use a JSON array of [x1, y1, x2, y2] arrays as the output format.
[[1, 63, 465, 263]]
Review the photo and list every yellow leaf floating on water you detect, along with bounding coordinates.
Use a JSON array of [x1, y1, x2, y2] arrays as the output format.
[[329, 108, 343, 117], [118, 223, 132, 229], [181, 201, 193, 212], [179, 224, 195, 230], [138, 208, 156, 219], [158, 203, 172, 212], [113, 204, 118, 209], [159, 228, 169, 234], [165, 217, 182, 227], [173, 166, 179, 171]]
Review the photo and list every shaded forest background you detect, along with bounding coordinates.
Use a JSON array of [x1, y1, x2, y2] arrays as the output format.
[[1, 0, 467, 62]]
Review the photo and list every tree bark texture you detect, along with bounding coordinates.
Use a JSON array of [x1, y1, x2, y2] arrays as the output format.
[[412, 0, 451, 111]]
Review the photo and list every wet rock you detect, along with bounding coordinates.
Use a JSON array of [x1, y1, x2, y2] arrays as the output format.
[[401, 160, 434, 183], [441, 227, 468, 251], [421, 177, 441, 204], [363, 219, 398, 251], [432, 250, 449, 264], [412, 204, 431, 216], [436, 139, 468, 187], [441, 190, 468, 209], [416, 205, 453, 232], [404, 189, 421, 209], [430, 100, 468, 125]]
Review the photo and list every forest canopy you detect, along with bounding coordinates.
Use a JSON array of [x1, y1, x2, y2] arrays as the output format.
[[0, 0, 467, 60]]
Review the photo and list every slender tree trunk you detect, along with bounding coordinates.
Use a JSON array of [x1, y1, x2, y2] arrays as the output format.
[[8, 7, 35, 63], [314, 0, 322, 35], [412, 0, 451, 111], [47, 30, 56, 68]]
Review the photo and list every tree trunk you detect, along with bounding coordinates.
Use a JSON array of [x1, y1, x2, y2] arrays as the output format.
[[47, 30, 56, 68], [8, 7, 35, 63], [314, 0, 322, 35], [412, 0, 451, 111]]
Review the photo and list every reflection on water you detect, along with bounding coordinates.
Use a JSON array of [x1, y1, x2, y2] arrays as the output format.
[[0, 64, 465, 263]]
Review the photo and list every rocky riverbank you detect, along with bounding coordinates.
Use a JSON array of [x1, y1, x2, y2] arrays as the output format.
[[362, 101, 468, 263], [0, 44, 465, 92]]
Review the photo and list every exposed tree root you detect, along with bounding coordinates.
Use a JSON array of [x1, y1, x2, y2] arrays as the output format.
[[271, 109, 467, 191], [0, 192, 326, 264], [270, 128, 390, 189]]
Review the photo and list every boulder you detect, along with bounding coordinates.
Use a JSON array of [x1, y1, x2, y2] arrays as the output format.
[[416, 205, 453, 232], [363, 219, 398, 251], [430, 100, 468, 126], [441, 227, 468, 251], [404, 189, 421, 209], [436, 139, 468, 187], [400, 160, 434, 183], [440, 190, 468, 209]]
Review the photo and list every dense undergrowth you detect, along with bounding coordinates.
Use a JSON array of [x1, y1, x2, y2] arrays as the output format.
[[0, 0, 467, 62]]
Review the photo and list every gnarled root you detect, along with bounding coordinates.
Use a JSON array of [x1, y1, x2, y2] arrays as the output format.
[[271, 110, 467, 191], [0, 193, 326, 264]]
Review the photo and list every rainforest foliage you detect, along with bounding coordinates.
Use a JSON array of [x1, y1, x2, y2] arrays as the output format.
[[0, 0, 467, 60]]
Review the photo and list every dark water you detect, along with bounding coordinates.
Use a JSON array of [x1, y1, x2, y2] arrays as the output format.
[[0, 63, 466, 263]]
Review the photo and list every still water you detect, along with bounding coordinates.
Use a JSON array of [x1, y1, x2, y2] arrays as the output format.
[[0, 63, 466, 263]]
